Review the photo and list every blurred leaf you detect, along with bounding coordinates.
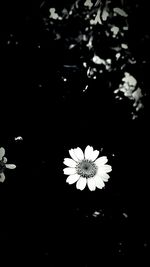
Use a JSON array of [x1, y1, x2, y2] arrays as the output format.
[[113, 7, 128, 17]]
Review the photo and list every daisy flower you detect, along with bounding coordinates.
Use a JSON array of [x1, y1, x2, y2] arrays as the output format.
[[63, 145, 112, 191], [0, 147, 16, 183]]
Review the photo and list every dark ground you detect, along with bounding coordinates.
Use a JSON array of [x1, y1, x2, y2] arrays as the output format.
[[0, 0, 150, 265]]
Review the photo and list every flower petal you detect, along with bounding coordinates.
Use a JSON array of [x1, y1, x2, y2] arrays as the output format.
[[0, 172, 5, 182], [63, 158, 77, 167], [6, 164, 16, 169], [69, 149, 79, 162], [0, 147, 5, 160], [99, 164, 112, 173], [73, 147, 84, 160], [94, 175, 105, 189], [100, 173, 110, 182], [66, 174, 80, 184], [76, 177, 87, 190], [95, 156, 108, 166], [84, 146, 94, 160], [63, 167, 77, 175], [84, 146, 99, 161], [87, 178, 96, 191], [90, 150, 99, 161]]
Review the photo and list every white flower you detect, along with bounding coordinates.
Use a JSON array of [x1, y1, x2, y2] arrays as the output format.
[[0, 147, 16, 183], [63, 146, 112, 191]]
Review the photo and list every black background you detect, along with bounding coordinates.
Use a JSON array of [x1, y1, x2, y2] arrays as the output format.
[[0, 0, 150, 265]]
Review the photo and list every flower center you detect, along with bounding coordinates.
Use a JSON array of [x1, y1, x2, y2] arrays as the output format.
[[0, 160, 6, 173], [76, 160, 97, 178]]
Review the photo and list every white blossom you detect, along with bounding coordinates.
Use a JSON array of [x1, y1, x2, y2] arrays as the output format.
[[63, 146, 112, 191]]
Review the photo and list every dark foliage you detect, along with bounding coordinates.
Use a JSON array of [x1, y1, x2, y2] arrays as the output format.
[[0, 0, 150, 264]]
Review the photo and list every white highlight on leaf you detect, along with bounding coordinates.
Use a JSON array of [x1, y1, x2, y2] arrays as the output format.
[[113, 7, 128, 17], [122, 212, 128, 218], [15, 136, 23, 141], [49, 8, 59, 19], [122, 72, 137, 87], [86, 36, 93, 49], [92, 209, 104, 217], [128, 58, 136, 64], [87, 67, 97, 78], [106, 59, 111, 65], [111, 26, 119, 37], [114, 72, 144, 118], [123, 26, 128, 31], [121, 43, 128, 49], [116, 53, 121, 59], [83, 62, 87, 67], [102, 10, 109, 21], [132, 87, 142, 102], [49, 8, 62, 20], [83, 85, 88, 92], [84, 0, 93, 8], [69, 44, 76, 49], [93, 55, 105, 65], [92, 55, 111, 71], [93, 211, 100, 217], [90, 9, 102, 25]]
